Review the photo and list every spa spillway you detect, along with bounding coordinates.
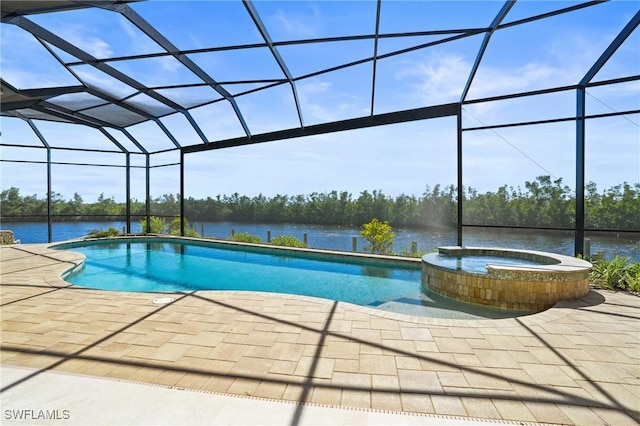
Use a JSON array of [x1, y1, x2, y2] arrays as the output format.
[[422, 247, 592, 312]]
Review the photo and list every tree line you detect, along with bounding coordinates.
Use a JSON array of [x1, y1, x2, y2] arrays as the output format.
[[1, 176, 638, 231]]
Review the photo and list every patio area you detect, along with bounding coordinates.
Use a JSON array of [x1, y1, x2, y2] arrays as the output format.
[[1, 243, 639, 425]]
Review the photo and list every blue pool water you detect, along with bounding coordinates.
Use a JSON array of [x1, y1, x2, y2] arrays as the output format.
[[425, 254, 547, 273], [55, 239, 532, 319]]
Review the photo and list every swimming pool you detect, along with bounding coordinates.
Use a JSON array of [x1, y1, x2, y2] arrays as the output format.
[[53, 237, 533, 319]]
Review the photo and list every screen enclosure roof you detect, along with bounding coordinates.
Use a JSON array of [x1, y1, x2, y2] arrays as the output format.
[[1, 0, 639, 154]]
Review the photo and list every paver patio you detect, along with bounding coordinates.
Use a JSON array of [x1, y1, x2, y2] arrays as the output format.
[[1, 244, 638, 425]]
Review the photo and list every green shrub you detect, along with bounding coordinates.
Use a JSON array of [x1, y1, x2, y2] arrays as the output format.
[[87, 227, 120, 238], [590, 256, 628, 290], [623, 261, 640, 293], [589, 255, 640, 293], [140, 216, 166, 234], [168, 217, 199, 237], [270, 235, 308, 248], [229, 232, 262, 244], [360, 218, 394, 255]]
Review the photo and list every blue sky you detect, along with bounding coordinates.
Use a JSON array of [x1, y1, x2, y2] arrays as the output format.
[[1, 1, 638, 202]]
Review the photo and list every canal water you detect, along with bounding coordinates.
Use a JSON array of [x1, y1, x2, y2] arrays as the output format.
[[4, 221, 639, 260]]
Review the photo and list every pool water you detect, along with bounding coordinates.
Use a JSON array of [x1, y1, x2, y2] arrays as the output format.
[[59, 240, 531, 319], [428, 254, 546, 273]]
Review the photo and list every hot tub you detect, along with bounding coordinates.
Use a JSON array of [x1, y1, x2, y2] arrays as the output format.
[[422, 246, 592, 311]]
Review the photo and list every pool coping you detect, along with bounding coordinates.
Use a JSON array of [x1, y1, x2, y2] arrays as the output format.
[[53, 234, 423, 267], [433, 246, 592, 274]]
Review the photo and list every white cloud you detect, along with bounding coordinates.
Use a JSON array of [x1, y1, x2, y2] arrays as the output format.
[[395, 53, 469, 104], [387, 50, 564, 115], [189, 101, 247, 142], [396, 51, 570, 122], [297, 76, 369, 124], [57, 24, 113, 58], [299, 79, 332, 97], [84, 38, 113, 58], [298, 79, 336, 122], [117, 16, 138, 40], [116, 15, 163, 56], [158, 56, 182, 73], [390, 49, 572, 109], [469, 61, 559, 99], [270, 5, 321, 38]]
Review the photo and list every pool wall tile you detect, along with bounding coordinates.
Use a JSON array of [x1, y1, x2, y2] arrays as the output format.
[[422, 247, 591, 312]]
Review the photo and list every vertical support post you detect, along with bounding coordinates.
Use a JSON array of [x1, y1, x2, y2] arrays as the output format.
[[575, 88, 586, 257], [145, 153, 151, 234], [46, 147, 52, 243], [125, 152, 131, 234], [267, 230, 271, 243], [584, 238, 591, 260], [303, 233, 308, 245], [571, 10, 640, 255], [25, 119, 53, 242], [456, 103, 463, 247], [352, 236, 357, 252], [180, 150, 185, 237]]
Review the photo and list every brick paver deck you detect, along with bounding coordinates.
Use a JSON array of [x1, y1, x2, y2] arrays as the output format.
[[1, 244, 638, 425]]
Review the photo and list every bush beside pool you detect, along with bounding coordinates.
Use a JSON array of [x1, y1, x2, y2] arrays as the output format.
[[422, 246, 592, 311]]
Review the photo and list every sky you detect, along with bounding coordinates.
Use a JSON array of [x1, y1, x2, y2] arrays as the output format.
[[1, 0, 639, 203]]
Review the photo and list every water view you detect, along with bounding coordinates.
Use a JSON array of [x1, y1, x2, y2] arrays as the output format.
[[5, 221, 639, 260]]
